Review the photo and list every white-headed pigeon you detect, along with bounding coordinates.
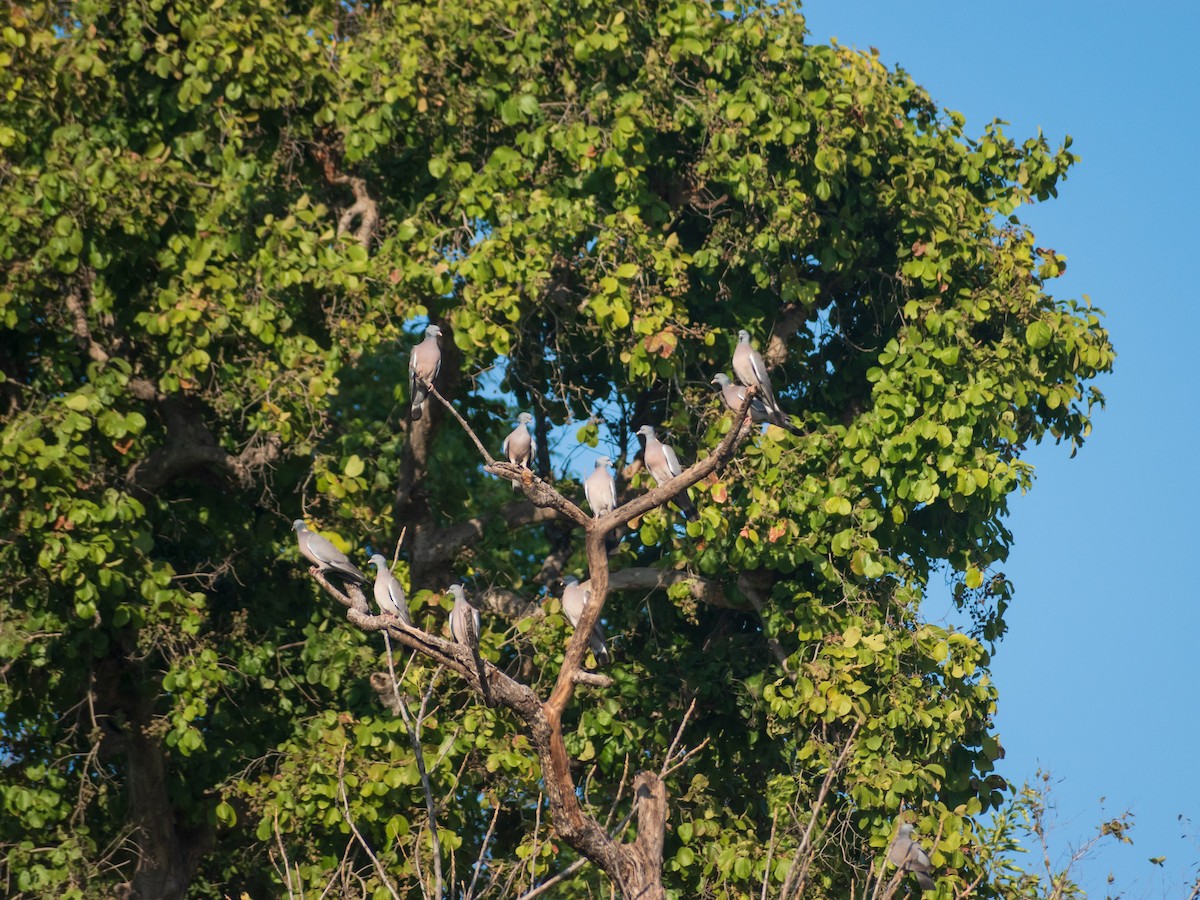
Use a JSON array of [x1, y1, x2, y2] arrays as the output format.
[[733, 329, 785, 424]]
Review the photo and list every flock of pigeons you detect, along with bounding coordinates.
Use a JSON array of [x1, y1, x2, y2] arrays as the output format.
[[292, 325, 789, 667], [290, 323, 938, 892]]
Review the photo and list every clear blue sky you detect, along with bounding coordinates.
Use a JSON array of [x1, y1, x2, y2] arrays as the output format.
[[799, 1, 1200, 893]]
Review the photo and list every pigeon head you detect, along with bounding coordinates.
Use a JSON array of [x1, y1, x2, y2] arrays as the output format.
[[635, 425, 655, 440], [291, 519, 307, 532], [517, 411, 534, 425], [368, 553, 387, 569], [425, 324, 443, 339], [711, 373, 732, 388], [594, 456, 611, 468]]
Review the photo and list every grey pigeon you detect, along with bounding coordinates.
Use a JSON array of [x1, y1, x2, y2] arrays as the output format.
[[712, 373, 804, 435], [635, 425, 697, 521], [448, 584, 492, 706], [561, 576, 610, 666], [584, 456, 618, 518], [292, 520, 368, 584], [711, 373, 771, 424], [887, 823, 935, 892], [367, 554, 412, 625], [409, 323, 443, 421], [501, 412, 536, 490], [448, 583, 480, 649], [733, 329, 786, 424]]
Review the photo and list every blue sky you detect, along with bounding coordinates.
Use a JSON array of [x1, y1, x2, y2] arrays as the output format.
[[798, 0, 1200, 893]]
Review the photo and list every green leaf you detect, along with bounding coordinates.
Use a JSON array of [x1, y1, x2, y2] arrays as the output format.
[[1025, 320, 1053, 348]]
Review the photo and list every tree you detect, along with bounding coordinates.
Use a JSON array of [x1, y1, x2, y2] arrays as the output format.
[[0, 1, 1114, 898]]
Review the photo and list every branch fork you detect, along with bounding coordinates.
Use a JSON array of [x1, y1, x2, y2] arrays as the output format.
[[309, 385, 760, 898]]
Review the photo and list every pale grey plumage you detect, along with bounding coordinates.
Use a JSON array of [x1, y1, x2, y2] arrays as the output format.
[[448, 583, 492, 706], [561, 576, 610, 666], [501, 412, 536, 490], [448, 583, 481, 649], [887, 823, 935, 892], [584, 456, 618, 518], [292, 520, 368, 584], [711, 373, 771, 424], [367, 554, 412, 625], [712, 372, 803, 434], [636, 425, 697, 520], [409, 324, 443, 421], [733, 329, 784, 422]]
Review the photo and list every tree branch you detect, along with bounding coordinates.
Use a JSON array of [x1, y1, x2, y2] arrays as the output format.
[[312, 387, 758, 899]]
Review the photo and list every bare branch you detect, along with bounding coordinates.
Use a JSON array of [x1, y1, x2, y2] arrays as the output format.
[[464, 802, 501, 900], [780, 721, 861, 900], [382, 634, 443, 898], [423, 380, 496, 465], [337, 744, 402, 900], [600, 566, 742, 610], [659, 698, 699, 779], [739, 574, 797, 682]]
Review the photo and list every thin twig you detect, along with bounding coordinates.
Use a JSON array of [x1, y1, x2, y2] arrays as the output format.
[[662, 737, 711, 779], [337, 745, 402, 900], [272, 809, 300, 900], [465, 801, 501, 900], [780, 721, 861, 900], [424, 381, 496, 465], [385, 633, 444, 899], [518, 802, 641, 900], [659, 697, 699, 778], [761, 810, 779, 900]]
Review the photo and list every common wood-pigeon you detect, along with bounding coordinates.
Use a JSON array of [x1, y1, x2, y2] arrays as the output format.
[[635, 425, 697, 521], [292, 520, 368, 584], [409, 324, 443, 421]]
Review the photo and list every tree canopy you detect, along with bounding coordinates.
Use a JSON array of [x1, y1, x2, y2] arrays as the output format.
[[0, 1, 1113, 897]]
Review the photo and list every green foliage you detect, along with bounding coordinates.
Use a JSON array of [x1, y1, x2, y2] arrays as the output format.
[[0, 0, 1112, 897]]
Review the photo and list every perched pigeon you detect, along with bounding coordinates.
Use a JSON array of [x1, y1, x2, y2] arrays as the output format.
[[584, 456, 618, 518], [635, 425, 697, 521], [367, 554, 412, 625], [501, 412, 536, 490], [711, 373, 771, 424], [409, 324, 443, 421], [711, 372, 804, 435], [887, 823, 935, 892], [292, 520, 368, 584], [561, 576, 610, 666], [448, 583, 492, 706], [448, 583, 480, 649], [733, 329, 785, 424]]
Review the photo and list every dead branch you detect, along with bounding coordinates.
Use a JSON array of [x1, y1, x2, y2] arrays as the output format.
[[382, 636, 443, 899], [780, 721, 861, 900], [337, 744, 402, 900]]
